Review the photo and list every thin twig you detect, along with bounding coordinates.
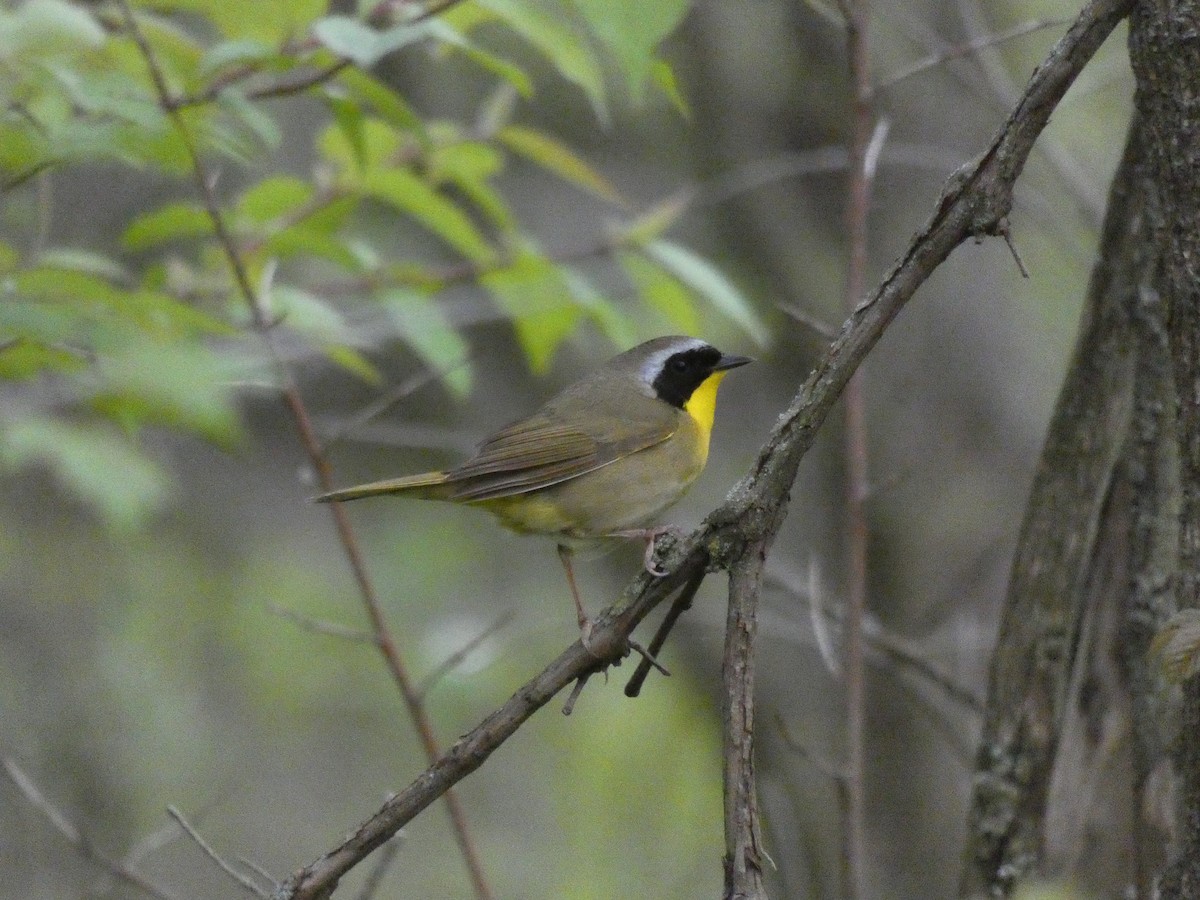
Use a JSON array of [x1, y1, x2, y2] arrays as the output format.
[[562, 672, 594, 715], [955, 0, 1105, 225], [778, 302, 839, 340], [807, 561, 842, 676], [417, 610, 517, 699], [999, 219, 1031, 277], [166, 806, 269, 897], [115, 5, 494, 898], [319, 355, 476, 455], [623, 568, 706, 697], [354, 836, 404, 900], [3, 759, 180, 900], [878, 18, 1070, 90], [764, 569, 984, 713], [775, 712, 849, 783], [626, 638, 671, 676], [267, 603, 378, 644]]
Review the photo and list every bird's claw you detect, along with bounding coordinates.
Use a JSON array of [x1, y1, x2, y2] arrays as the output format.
[[641, 525, 685, 577]]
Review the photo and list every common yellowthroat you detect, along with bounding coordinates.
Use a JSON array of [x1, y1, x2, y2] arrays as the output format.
[[316, 336, 750, 637]]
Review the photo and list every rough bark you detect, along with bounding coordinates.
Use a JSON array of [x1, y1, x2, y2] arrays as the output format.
[[963, 1, 1200, 895], [723, 544, 771, 900], [1128, 0, 1200, 895], [960, 116, 1140, 900]]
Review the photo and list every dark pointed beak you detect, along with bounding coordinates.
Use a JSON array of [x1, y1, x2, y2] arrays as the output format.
[[714, 353, 753, 372]]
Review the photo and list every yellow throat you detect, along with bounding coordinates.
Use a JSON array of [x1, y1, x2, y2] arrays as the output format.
[[683, 370, 728, 459]]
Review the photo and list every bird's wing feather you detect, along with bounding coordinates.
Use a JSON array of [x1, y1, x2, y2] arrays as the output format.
[[445, 415, 675, 501]]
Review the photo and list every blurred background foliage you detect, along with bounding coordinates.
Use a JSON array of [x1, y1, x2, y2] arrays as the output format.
[[0, 0, 1131, 897]]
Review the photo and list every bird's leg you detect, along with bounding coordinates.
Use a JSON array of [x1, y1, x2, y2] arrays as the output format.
[[557, 544, 595, 649], [607, 525, 687, 577]]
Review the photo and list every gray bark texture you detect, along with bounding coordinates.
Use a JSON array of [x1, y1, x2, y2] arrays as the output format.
[[962, 0, 1200, 896]]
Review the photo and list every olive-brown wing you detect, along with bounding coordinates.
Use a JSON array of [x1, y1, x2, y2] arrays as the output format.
[[444, 408, 675, 502]]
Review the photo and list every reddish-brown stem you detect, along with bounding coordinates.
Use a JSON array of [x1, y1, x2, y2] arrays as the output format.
[[841, 1, 874, 898], [116, 4, 493, 898]]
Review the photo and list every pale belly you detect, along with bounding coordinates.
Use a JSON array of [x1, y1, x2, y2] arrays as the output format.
[[480, 419, 707, 538]]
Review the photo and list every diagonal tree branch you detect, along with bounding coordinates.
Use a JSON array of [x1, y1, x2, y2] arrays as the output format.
[[272, 1, 1133, 896]]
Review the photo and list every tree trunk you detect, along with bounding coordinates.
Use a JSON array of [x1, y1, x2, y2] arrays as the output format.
[[962, 0, 1200, 895]]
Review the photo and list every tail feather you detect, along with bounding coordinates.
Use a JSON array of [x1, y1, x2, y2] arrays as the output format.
[[314, 471, 450, 503]]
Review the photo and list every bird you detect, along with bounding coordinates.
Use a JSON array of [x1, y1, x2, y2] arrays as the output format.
[[315, 335, 751, 643]]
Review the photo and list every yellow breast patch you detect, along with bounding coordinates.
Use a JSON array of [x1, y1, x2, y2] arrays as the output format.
[[683, 370, 727, 455]]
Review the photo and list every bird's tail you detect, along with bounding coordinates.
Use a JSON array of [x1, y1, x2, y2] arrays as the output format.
[[313, 471, 451, 503]]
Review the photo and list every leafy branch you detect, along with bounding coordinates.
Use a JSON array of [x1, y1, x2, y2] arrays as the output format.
[[115, 2, 495, 897]]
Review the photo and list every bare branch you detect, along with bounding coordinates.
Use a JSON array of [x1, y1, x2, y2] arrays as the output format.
[[166, 806, 270, 897], [267, 603, 378, 644], [353, 837, 404, 900], [877, 18, 1070, 91], [3, 759, 180, 900], [722, 545, 770, 899], [417, 611, 517, 699], [624, 568, 706, 698], [319, 356, 476, 456]]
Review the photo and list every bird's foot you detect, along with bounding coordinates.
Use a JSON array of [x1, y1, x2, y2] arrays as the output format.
[[608, 525, 686, 576], [578, 616, 599, 657]]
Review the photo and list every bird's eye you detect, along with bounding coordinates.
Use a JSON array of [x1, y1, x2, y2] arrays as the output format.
[[670, 357, 689, 373]]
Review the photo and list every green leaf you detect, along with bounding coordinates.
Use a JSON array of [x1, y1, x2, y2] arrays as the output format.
[[569, 0, 689, 103], [0, 416, 171, 531], [138, 0, 329, 43], [497, 125, 622, 203], [47, 67, 165, 129], [423, 20, 533, 98], [480, 248, 583, 373], [619, 251, 697, 335], [237, 176, 315, 224], [377, 288, 472, 397], [0, 297, 78, 346], [617, 190, 691, 244], [326, 94, 367, 170], [561, 268, 636, 348], [123, 203, 212, 251], [0, 125, 44, 177], [263, 226, 361, 270], [319, 117, 403, 175], [323, 343, 381, 384], [110, 13, 204, 95], [198, 38, 278, 80], [269, 285, 351, 342], [216, 88, 282, 151], [312, 16, 431, 67], [652, 59, 690, 117], [12, 265, 233, 339], [428, 140, 512, 230], [642, 240, 769, 344], [0, 0, 106, 60], [468, 0, 608, 121], [361, 168, 495, 263], [35, 248, 128, 282], [89, 341, 241, 443], [334, 69, 423, 132], [0, 342, 86, 380]]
